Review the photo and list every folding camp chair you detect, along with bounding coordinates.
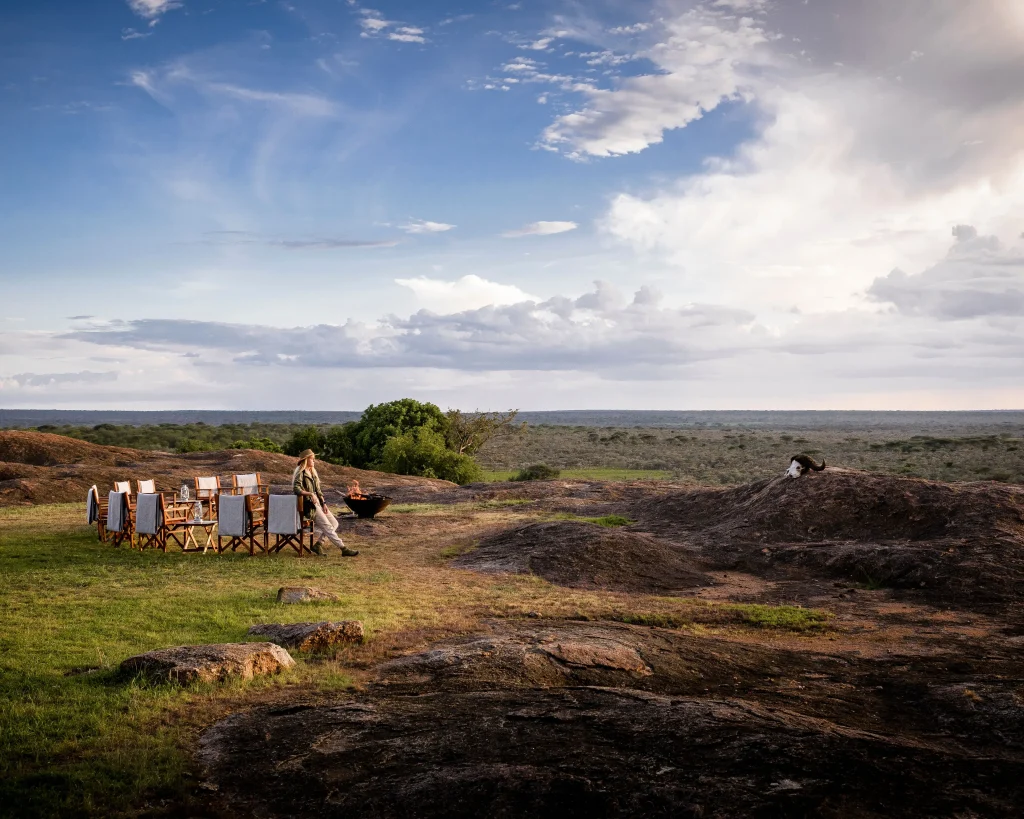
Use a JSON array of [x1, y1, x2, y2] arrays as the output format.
[[136, 493, 191, 551], [87, 485, 109, 542], [217, 493, 268, 555], [106, 491, 132, 548], [264, 494, 312, 556], [232, 472, 267, 496], [194, 476, 221, 517]]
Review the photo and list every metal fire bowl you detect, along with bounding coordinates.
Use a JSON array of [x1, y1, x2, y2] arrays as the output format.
[[343, 494, 392, 519]]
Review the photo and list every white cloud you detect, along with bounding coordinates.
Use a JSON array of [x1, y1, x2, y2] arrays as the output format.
[[540, 7, 769, 158], [0, 371, 118, 389], [130, 65, 337, 117], [399, 219, 455, 234], [520, 37, 554, 51], [127, 0, 181, 20], [712, 0, 768, 12], [868, 226, 1024, 319], [609, 23, 652, 35], [356, 8, 428, 42], [389, 31, 427, 44], [587, 0, 1024, 315], [503, 221, 578, 238], [395, 274, 536, 313]]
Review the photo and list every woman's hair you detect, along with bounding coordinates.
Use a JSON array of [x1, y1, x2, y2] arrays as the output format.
[[291, 456, 319, 488]]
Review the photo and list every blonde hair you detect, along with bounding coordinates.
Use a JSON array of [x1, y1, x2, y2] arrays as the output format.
[[291, 456, 319, 487]]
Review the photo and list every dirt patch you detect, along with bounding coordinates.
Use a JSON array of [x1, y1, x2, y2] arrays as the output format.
[[452, 521, 710, 594]]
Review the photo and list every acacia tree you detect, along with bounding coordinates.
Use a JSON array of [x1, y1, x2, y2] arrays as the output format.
[[443, 409, 523, 456]]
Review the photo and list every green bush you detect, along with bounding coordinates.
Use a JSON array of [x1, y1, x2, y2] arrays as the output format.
[[176, 438, 215, 453], [229, 437, 283, 453], [512, 463, 561, 481], [350, 399, 447, 467], [378, 428, 483, 485]]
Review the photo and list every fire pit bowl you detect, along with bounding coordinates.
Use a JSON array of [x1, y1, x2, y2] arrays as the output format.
[[343, 494, 392, 519]]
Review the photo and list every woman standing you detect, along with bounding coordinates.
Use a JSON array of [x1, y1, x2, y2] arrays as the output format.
[[292, 449, 359, 557]]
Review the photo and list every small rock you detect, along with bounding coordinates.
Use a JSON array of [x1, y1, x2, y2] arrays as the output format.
[[248, 621, 365, 651], [120, 643, 295, 685], [277, 586, 340, 604]]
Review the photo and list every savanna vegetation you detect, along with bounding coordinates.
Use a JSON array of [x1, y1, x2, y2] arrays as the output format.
[[31, 416, 1024, 485]]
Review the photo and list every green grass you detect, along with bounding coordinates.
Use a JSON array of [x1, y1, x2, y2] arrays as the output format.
[[481, 468, 674, 482], [547, 513, 635, 528], [608, 604, 830, 632], [0, 504, 364, 817]]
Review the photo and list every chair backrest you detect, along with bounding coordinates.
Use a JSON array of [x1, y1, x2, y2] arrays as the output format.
[[106, 491, 127, 532], [217, 494, 249, 537], [87, 485, 99, 524], [137, 479, 156, 494], [233, 473, 260, 495], [114, 481, 132, 495], [195, 476, 220, 498], [135, 493, 163, 535], [267, 494, 300, 535]]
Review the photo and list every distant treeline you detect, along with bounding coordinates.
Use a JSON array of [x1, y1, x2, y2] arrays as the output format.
[[31, 422, 298, 454]]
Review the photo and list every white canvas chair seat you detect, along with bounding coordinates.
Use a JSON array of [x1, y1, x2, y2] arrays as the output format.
[[137, 479, 157, 494], [114, 481, 131, 495]]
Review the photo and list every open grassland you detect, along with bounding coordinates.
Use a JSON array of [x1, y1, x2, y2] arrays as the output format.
[[476, 425, 1024, 485], [0, 502, 825, 818], [18, 418, 1024, 486]]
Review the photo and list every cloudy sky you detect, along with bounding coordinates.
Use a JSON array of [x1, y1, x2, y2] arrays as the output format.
[[2, 0, 1023, 411]]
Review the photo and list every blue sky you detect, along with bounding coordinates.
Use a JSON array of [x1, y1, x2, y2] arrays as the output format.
[[2, 0, 1024, 410]]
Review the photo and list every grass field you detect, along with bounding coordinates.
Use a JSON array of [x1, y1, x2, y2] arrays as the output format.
[[477, 426, 1024, 485], [0, 501, 827, 818]]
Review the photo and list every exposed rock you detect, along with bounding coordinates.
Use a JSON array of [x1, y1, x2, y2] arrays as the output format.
[[248, 621, 365, 650], [453, 521, 709, 594], [198, 686, 1024, 818], [631, 471, 1024, 609], [277, 586, 339, 604], [120, 642, 294, 685]]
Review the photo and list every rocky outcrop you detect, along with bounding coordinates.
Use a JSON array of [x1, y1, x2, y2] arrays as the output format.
[[453, 521, 709, 594], [198, 685, 1024, 818], [248, 621, 365, 650], [277, 587, 339, 604], [120, 642, 295, 684]]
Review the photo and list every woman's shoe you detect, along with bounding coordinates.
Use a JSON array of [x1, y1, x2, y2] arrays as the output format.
[[341, 547, 359, 557]]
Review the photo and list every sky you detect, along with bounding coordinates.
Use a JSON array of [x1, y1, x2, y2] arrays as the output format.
[[1, 0, 1023, 411]]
